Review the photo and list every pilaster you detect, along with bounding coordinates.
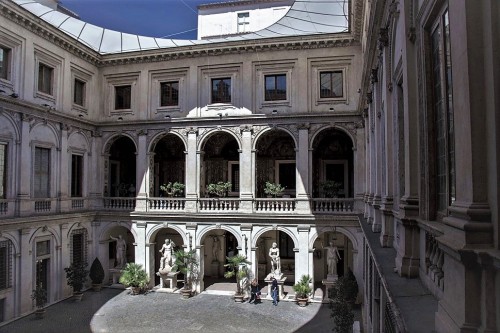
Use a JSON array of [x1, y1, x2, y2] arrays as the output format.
[[17, 115, 31, 216], [185, 128, 198, 213], [135, 131, 148, 212], [295, 124, 311, 214], [239, 126, 253, 213], [59, 124, 70, 212]]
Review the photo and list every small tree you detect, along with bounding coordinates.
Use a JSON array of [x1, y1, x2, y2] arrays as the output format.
[[329, 274, 358, 333], [173, 249, 198, 290], [331, 301, 354, 333], [320, 180, 342, 198], [64, 262, 88, 293], [206, 181, 232, 197], [293, 274, 312, 298], [160, 182, 185, 197], [264, 182, 285, 197], [31, 283, 47, 309], [224, 254, 251, 296], [119, 263, 149, 294]]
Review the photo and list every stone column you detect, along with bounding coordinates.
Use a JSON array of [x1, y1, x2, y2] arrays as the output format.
[[394, 0, 419, 278], [19, 228, 32, 314], [59, 124, 70, 212], [372, 72, 382, 234], [89, 131, 103, 209], [135, 130, 148, 212], [185, 127, 198, 213], [17, 115, 32, 216], [133, 221, 148, 281], [295, 124, 311, 214], [60, 223, 71, 297], [239, 126, 253, 213], [296, 225, 310, 282]]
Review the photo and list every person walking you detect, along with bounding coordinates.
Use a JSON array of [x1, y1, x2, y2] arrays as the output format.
[[271, 278, 278, 306], [249, 279, 261, 304]]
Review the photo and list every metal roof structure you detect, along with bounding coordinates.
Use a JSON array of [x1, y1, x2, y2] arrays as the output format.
[[13, 0, 350, 54]]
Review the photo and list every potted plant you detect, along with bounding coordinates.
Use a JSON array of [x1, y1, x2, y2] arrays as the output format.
[[206, 181, 232, 198], [64, 261, 88, 302], [293, 274, 312, 307], [224, 254, 251, 302], [264, 181, 285, 198], [329, 274, 358, 333], [320, 180, 343, 198], [173, 249, 199, 298], [160, 182, 185, 197], [89, 257, 105, 291], [119, 263, 149, 295], [31, 283, 47, 319]]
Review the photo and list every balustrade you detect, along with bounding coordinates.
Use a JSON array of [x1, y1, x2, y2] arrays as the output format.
[[254, 198, 296, 212], [311, 198, 354, 213], [103, 197, 136, 210], [425, 232, 444, 291], [0, 200, 8, 215], [34, 199, 52, 212], [71, 199, 84, 210], [148, 198, 186, 211], [198, 198, 240, 211]]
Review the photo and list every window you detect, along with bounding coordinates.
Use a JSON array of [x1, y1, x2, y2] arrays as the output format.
[[320, 71, 343, 98], [237, 12, 249, 33], [211, 78, 231, 103], [0, 144, 6, 199], [265, 74, 287, 101], [0, 241, 12, 290], [73, 79, 85, 106], [276, 161, 296, 191], [0, 47, 10, 80], [38, 63, 53, 95], [34, 147, 50, 198], [228, 162, 240, 193], [115, 85, 131, 110], [430, 9, 455, 215], [36, 240, 50, 256], [71, 155, 83, 197], [71, 230, 87, 265], [160, 81, 179, 107]]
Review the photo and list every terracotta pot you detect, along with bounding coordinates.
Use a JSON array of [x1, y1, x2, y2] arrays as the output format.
[[92, 283, 102, 292], [34, 308, 45, 319], [73, 292, 83, 302], [131, 286, 141, 295], [296, 297, 308, 307], [181, 289, 191, 299], [233, 294, 244, 303]]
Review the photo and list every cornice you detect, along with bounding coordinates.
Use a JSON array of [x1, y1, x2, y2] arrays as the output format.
[[198, 0, 292, 10]]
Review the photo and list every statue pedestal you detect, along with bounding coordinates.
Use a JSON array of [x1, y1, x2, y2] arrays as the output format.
[[109, 268, 123, 285], [157, 271, 179, 292], [258, 264, 267, 280], [322, 275, 338, 301], [211, 261, 220, 278], [265, 273, 286, 300]]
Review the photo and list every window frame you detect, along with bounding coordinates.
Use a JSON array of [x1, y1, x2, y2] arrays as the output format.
[[34, 49, 62, 104], [33, 146, 51, 198], [149, 68, 188, 116], [70, 154, 83, 198], [319, 70, 344, 99], [211, 77, 232, 104], [0, 143, 6, 200], [309, 57, 351, 109], [160, 81, 179, 107], [0, 46, 11, 81], [114, 85, 132, 110], [37, 63, 53, 96], [105, 72, 139, 116], [0, 240, 12, 291], [264, 74, 287, 101], [227, 161, 240, 196], [237, 12, 250, 33], [274, 160, 296, 196]]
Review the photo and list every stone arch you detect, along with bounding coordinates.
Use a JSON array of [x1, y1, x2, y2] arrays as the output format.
[[310, 124, 356, 150], [98, 222, 136, 242], [197, 225, 242, 249], [29, 226, 61, 248], [148, 131, 187, 153], [197, 127, 242, 151], [252, 126, 298, 151], [102, 133, 138, 155], [0, 112, 20, 140], [68, 131, 91, 151], [30, 121, 60, 148], [66, 222, 91, 239], [308, 226, 359, 251], [251, 226, 298, 249], [147, 224, 188, 246], [0, 232, 20, 255]]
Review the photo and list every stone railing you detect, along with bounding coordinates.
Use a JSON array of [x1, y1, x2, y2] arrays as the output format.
[[0, 199, 9, 215], [311, 198, 355, 213], [254, 198, 296, 212], [71, 198, 85, 210], [198, 198, 240, 211], [425, 231, 444, 291], [147, 198, 186, 211], [34, 199, 52, 213], [103, 197, 136, 210]]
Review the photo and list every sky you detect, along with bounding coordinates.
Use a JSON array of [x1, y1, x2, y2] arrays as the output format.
[[60, 0, 214, 40]]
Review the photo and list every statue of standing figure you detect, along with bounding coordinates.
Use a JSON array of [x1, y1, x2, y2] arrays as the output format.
[[159, 239, 175, 271], [325, 241, 341, 276], [269, 242, 281, 276], [212, 235, 220, 262], [110, 235, 127, 269]]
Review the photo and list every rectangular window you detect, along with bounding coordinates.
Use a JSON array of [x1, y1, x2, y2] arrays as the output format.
[[265, 74, 287, 101], [38, 63, 53, 95], [230, 163, 239, 193], [36, 240, 50, 256], [160, 81, 179, 106], [0, 47, 10, 80], [211, 78, 231, 104], [237, 12, 250, 33], [0, 144, 6, 199], [320, 71, 343, 98], [71, 155, 83, 197], [72, 233, 84, 264], [278, 162, 296, 190], [73, 79, 85, 106], [115, 85, 131, 110], [431, 9, 455, 215], [0, 241, 12, 291], [34, 147, 50, 198]]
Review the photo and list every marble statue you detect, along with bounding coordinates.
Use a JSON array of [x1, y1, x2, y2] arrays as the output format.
[[325, 241, 341, 276], [269, 242, 281, 275], [159, 239, 175, 271], [212, 235, 220, 262], [110, 235, 127, 268]]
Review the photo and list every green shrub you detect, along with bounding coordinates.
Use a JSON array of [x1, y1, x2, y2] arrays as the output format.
[[89, 257, 105, 284]]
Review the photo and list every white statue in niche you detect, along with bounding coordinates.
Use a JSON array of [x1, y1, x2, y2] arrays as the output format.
[[269, 242, 281, 275], [324, 240, 341, 276], [110, 235, 127, 269], [212, 235, 220, 262], [159, 239, 175, 271]]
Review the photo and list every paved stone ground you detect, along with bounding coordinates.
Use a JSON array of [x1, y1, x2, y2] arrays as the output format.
[[0, 285, 361, 333]]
